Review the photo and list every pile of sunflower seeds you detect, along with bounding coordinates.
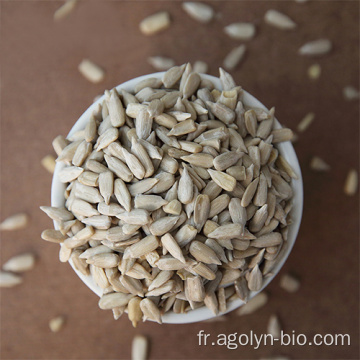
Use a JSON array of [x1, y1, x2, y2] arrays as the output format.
[[41, 66, 296, 325]]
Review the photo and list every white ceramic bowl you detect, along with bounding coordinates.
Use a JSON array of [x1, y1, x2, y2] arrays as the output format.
[[51, 72, 303, 324]]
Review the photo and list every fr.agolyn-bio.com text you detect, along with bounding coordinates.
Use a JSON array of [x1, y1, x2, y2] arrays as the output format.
[[197, 330, 351, 350]]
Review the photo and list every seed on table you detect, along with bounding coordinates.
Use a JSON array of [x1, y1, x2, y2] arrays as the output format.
[[224, 22, 256, 40], [3, 253, 36, 273], [236, 292, 268, 316], [343, 86, 360, 101], [193, 60, 208, 74], [182, 2, 214, 23], [297, 112, 315, 132], [54, 0, 77, 21], [279, 273, 300, 293], [0, 213, 29, 231], [49, 315, 65, 332], [0, 271, 22, 288], [131, 334, 148, 360], [139, 11, 170, 36], [78, 59, 105, 83], [308, 64, 321, 80], [264, 9, 297, 30], [310, 156, 330, 171], [223, 45, 246, 71], [344, 169, 358, 196], [298, 39, 332, 56], [267, 314, 282, 339], [148, 56, 175, 71]]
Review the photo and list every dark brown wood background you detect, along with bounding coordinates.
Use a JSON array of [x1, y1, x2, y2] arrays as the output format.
[[1, 1, 359, 359]]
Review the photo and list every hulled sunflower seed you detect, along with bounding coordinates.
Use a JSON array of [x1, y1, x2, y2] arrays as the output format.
[[128, 297, 143, 328], [208, 223, 242, 241], [3, 253, 36, 273], [310, 156, 330, 171], [123, 235, 159, 259], [118, 209, 151, 225], [182, 2, 214, 23], [299, 38, 332, 56], [237, 292, 268, 316], [343, 86, 360, 101], [139, 11, 170, 36], [161, 233, 186, 264], [308, 63, 321, 80], [40, 206, 74, 222], [344, 169, 358, 196], [234, 277, 249, 303], [78, 59, 105, 83], [54, 0, 77, 20], [206, 101, 235, 124], [140, 299, 163, 324], [149, 216, 179, 236], [131, 335, 148, 360], [178, 166, 194, 204], [223, 45, 246, 71], [41, 229, 68, 243], [99, 171, 114, 205], [224, 22, 256, 40], [297, 112, 315, 132], [208, 169, 236, 192], [267, 314, 282, 339], [135, 195, 168, 211], [213, 149, 243, 171], [264, 10, 296, 30], [193, 60, 208, 74], [193, 194, 210, 232], [185, 275, 205, 302], [148, 56, 175, 71], [49, 315, 65, 333], [189, 241, 221, 265], [98, 292, 134, 310], [279, 273, 300, 293], [0, 271, 22, 287]]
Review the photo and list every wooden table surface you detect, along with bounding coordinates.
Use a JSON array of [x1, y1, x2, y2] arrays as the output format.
[[0, 1, 359, 359]]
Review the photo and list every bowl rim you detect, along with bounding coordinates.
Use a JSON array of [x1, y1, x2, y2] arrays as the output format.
[[51, 71, 303, 324]]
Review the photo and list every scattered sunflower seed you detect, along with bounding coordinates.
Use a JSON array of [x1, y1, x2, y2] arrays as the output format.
[[132, 335, 148, 360], [49, 315, 65, 332], [310, 156, 330, 171], [264, 10, 296, 30], [223, 45, 246, 71], [148, 56, 175, 71], [54, 0, 77, 21], [193, 61, 208, 74], [267, 314, 282, 339], [344, 169, 358, 196], [182, 2, 214, 23], [224, 23, 256, 40], [297, 112, 314, 132], [0, 213, 29, 231], [78, 59, 105, 83], [0, 271, 22, 287], [298, 39, 332, 56], [139, 11, 170, 36], [237, 292, 268, 315], [3, 253, 36, 272], [343, 86, 360, 101], [308, 64, 321, 80], [279, 273, 300, 293]]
